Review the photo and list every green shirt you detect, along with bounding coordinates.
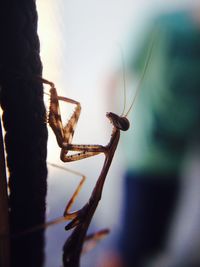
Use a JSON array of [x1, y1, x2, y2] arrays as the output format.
[[122, 11, 200, 175]]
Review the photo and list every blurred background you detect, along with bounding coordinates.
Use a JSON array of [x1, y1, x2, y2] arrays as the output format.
[[37, 1, 200, 266]]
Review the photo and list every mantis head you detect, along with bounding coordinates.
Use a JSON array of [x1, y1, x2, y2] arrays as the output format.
[[106, 112, 130, 131]]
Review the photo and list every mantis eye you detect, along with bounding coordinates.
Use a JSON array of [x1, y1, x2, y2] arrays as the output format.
[[118, 117, 130, 131]]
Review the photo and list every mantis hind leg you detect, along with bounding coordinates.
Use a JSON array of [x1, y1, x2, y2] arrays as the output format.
[[82, 229, 110, 254], [47, 162, 86, 222]]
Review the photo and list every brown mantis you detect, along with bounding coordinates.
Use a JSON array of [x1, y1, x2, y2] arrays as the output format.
[[39, 43, 153, 267], [42, 77, 130, 266]]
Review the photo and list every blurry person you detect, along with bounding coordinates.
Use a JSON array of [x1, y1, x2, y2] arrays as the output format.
[[148, 147, 200, 267], [98, 7, 200, 267]]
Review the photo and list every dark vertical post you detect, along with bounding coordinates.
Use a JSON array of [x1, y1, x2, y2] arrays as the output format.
[[0, 1, 48, 267], [0, 118, 10, 267]]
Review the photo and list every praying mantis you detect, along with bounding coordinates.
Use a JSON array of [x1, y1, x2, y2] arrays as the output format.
[[43, 77, 130, 266], [41, 77, 130, 266], [39, 44, 153, 267]]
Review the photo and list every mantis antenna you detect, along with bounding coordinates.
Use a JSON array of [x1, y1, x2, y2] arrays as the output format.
[[118, 44, 127, 116], [122, 34, 155, 118]]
